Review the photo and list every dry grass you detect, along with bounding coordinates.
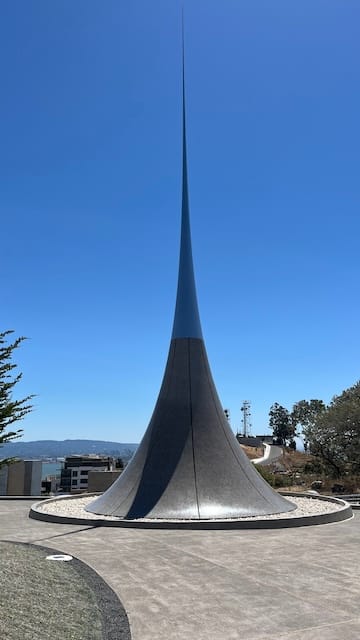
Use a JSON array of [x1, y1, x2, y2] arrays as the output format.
[[0, 542, 103, 640], [240, 445, 264, 460], [255, 448, 360, 494]]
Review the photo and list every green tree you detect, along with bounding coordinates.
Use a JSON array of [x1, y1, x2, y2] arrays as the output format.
[[304, 382, 360, 477], [291, 399, 326, 451], [0, 331, 34, 467], [269, 403, 295, 446]]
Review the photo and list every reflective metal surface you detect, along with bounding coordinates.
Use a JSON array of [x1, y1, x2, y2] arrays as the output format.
[[87, 338, 295, 519], [87, 36, 295, 520]]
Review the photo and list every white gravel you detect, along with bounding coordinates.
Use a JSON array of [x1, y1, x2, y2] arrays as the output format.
[[35, 494, 346, 522]]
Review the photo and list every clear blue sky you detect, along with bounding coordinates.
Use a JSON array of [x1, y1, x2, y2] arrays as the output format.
[[2, 1, 359, 443]]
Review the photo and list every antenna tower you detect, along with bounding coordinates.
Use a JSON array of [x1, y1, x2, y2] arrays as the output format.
[[240, 401, 252, 437]]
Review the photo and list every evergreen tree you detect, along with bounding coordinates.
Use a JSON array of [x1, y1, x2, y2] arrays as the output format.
[[291, 399, 326, 450], [269, 403, 295, 446], [0, 330, 34, 467]]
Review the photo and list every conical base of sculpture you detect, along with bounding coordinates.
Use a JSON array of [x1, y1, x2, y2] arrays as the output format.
[[87, 338, 295, 520]]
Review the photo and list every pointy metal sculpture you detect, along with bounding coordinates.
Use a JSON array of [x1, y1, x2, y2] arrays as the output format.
[[86, 40, 295, 520]]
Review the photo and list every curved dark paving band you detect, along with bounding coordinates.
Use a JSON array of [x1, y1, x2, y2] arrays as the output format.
[[29, 493, 353, 529], [10, 541, 131, 640], [334, 494, 360, 509]]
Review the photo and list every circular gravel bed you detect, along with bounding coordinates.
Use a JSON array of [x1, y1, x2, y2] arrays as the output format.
[[30, 492, 353, 529]]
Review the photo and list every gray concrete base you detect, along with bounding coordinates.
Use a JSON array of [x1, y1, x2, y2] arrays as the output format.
[[29, 492, 353, 529]]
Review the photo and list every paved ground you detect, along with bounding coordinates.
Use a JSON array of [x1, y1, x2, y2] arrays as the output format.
[[1, 500, 360, 640], [256, 444, 284, 465]]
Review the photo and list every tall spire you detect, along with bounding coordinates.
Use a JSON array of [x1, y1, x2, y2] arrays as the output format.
[[86, 27, 296, 521], [171, 21, 203, 339]]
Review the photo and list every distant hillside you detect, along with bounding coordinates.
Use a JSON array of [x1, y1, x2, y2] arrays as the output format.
[[0, 439, 138, 461]]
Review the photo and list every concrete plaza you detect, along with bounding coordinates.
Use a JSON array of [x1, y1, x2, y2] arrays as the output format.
[[1, 500, 360, 640]]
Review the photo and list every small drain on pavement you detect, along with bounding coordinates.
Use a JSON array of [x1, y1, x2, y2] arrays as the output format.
[[46, 554, 73, 562]]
